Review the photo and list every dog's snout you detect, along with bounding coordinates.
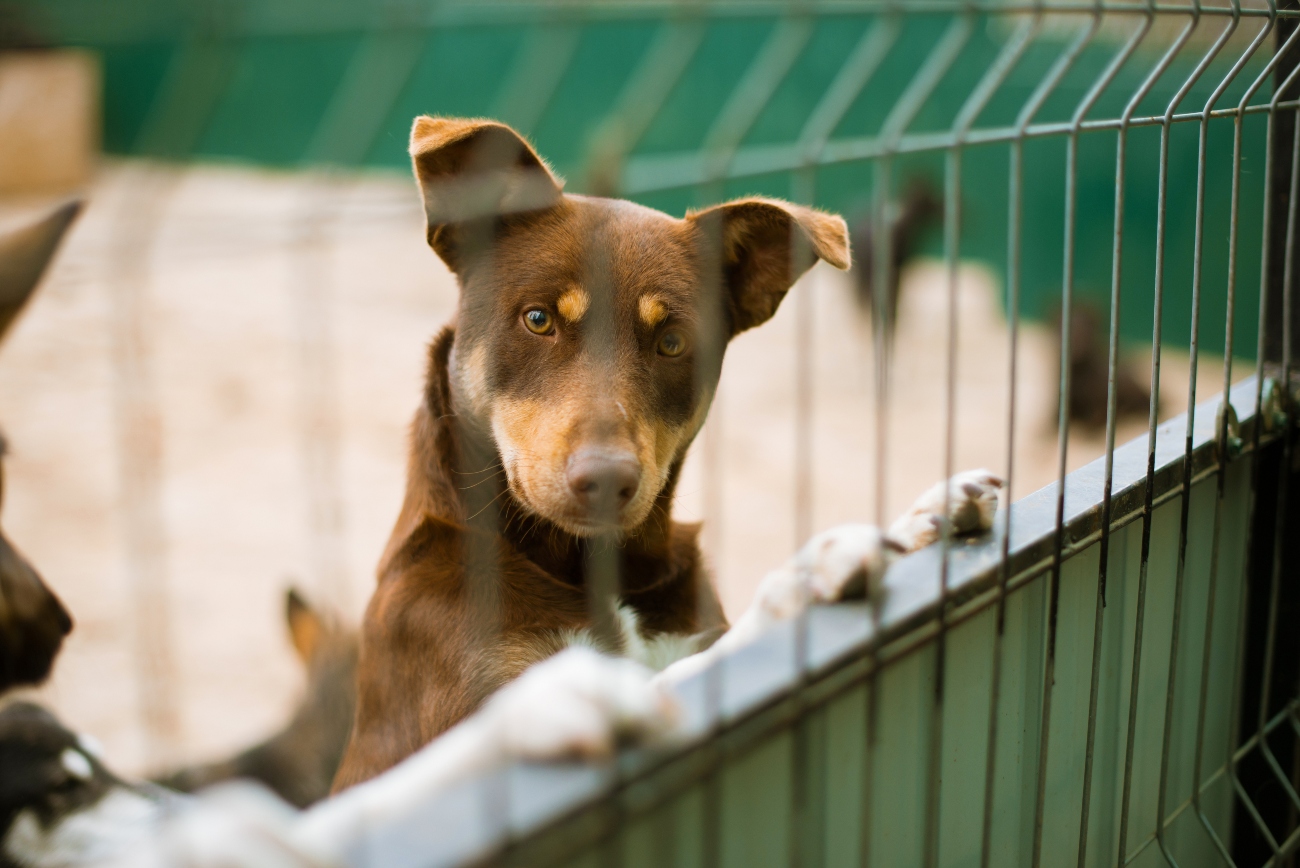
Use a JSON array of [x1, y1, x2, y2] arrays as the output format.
[[566, 449, 641, 517]]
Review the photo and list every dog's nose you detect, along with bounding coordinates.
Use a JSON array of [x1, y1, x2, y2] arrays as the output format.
[[566, 449, 641, 517]]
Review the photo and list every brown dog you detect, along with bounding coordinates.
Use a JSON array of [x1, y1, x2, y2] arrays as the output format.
[[334, 118, 1000, 789], [0, 202, 80, 692]]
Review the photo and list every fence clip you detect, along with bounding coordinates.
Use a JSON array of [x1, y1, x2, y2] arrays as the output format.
[[1260, 377, 1289, 434], [1216, 400, 1242, 462]]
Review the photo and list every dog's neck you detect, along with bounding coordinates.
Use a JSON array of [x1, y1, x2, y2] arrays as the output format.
[[418, 327, 684, 593]]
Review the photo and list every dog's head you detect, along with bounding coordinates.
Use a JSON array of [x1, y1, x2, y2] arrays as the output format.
[[411, 117, 849, 537]]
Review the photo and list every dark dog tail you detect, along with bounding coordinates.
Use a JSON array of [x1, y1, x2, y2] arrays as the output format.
[[1048, 298, 1156, 430], [848, 179, 942, 338]]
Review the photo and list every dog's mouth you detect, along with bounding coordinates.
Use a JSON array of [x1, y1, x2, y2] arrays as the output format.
[[499, 449, 656, 538], [547, 511, 630, 538]]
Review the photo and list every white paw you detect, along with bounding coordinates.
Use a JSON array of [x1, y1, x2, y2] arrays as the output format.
[[887, 469, 1002, 552], [484, 647, 681, 761], [754, 524, 889, 620], [109, 782, 322, 868]]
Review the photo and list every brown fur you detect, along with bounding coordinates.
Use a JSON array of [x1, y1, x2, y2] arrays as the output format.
[[333, 118, 849, 790]]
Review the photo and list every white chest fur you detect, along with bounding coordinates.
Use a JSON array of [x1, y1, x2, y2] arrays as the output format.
[[560, 605, 702, 673]]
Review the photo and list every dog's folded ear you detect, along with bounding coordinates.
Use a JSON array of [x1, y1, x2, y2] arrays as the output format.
[[688, 197, 850, 335], [285, 587, 325, 664], [409, 117, 563, 269]]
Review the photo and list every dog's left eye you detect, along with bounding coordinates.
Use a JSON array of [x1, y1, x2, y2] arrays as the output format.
[[522, 308, 554, 335], [657, 330, 687, 357]]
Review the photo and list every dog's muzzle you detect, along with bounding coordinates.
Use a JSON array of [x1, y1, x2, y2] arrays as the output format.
[[565, 447, 641, 524]]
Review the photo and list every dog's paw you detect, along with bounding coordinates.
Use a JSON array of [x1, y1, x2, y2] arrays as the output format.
[[887, 469, 1002, 552], [485, 647, 681, 761], [753, 524, 889, 620], [111, 782, 322, 868]]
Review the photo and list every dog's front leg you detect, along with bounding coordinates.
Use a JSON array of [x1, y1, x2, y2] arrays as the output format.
[[291, 648, 678, 860], [656, 470, 1002, 687], [120, 649, 679, 868]]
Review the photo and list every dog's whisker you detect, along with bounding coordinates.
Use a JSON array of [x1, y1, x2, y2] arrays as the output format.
[[464, 485, 512, 525], [457, 471, 508, 491]]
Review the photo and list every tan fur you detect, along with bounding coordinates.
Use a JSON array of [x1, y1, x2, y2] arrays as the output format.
[[489, 390, 682, 537], [637, 294, 668, 328], [556, 287, 590, 323], [287, 604, 323, 663]]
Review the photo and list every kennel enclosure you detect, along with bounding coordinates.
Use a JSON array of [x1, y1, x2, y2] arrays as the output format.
[[8, 0, 1300, 865]]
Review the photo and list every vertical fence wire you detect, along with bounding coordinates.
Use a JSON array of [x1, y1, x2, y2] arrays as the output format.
[[852, 18, 975, 867], [587, 14, 706, 192], [291, 24, 429, 615], [973, 16, 1095, 866], [107, 11, 249, 769], [109, 165, 183, 771], [580, 17, 712, 867], [924, 17, 1031, 867], [1036, 10, 1146, 865], [1106, 10, 1186, 865], [289, 181, 352, 615], [1189, 6, 1277, 861], [787, 15, 901, 867], [787, 18, 904, 868], [1146, 7, 1238, 866]]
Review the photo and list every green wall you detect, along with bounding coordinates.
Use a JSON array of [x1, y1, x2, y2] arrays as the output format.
[[15, 1, 1277, 357]]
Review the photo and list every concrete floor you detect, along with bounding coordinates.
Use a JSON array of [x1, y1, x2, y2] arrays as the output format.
[[0, 162, 1231, 776]]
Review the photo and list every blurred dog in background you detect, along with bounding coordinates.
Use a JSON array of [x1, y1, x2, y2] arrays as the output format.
[[157, 589, 358, 808], [848, 178, 942, 343], [0, 202, 80, 692], [1050, 298, 1154, 431]]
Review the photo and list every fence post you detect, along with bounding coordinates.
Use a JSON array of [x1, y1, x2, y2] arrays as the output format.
[[1230, 14, 1300, 862], [1268, 1, 1300, 374]]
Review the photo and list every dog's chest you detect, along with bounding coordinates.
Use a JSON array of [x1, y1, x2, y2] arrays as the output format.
[[560, 604, 698, 672]]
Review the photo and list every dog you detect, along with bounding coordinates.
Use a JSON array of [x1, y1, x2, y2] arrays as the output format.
[[157, 589, 358, 808], [0, 202, 80, 692], [848, 178, 942, 342], [1051, 298, 1153, 430], [333, 116, 1002, 791], [0, 701, 179, 868], [1, 646, 676, 868]]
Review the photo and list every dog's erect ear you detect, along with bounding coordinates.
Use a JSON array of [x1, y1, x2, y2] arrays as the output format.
[[0, 200, 82, 343], [285, 587, 325, 664], [688, 197, 850, 335], [409, 117, 563, 270]]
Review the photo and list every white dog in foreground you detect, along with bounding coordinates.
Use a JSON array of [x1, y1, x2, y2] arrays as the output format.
[[3, 471, 998, 868]]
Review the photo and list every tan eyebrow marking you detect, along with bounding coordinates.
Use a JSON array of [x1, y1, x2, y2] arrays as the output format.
[[638, 294, 668, 328], [556, 287, 590, 323]]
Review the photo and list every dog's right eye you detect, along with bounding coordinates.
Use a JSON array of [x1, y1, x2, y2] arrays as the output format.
[[522, 308, 554, 335]]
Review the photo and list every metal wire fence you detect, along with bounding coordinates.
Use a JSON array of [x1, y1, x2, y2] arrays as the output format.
[[9, 0, 1300, 865]]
